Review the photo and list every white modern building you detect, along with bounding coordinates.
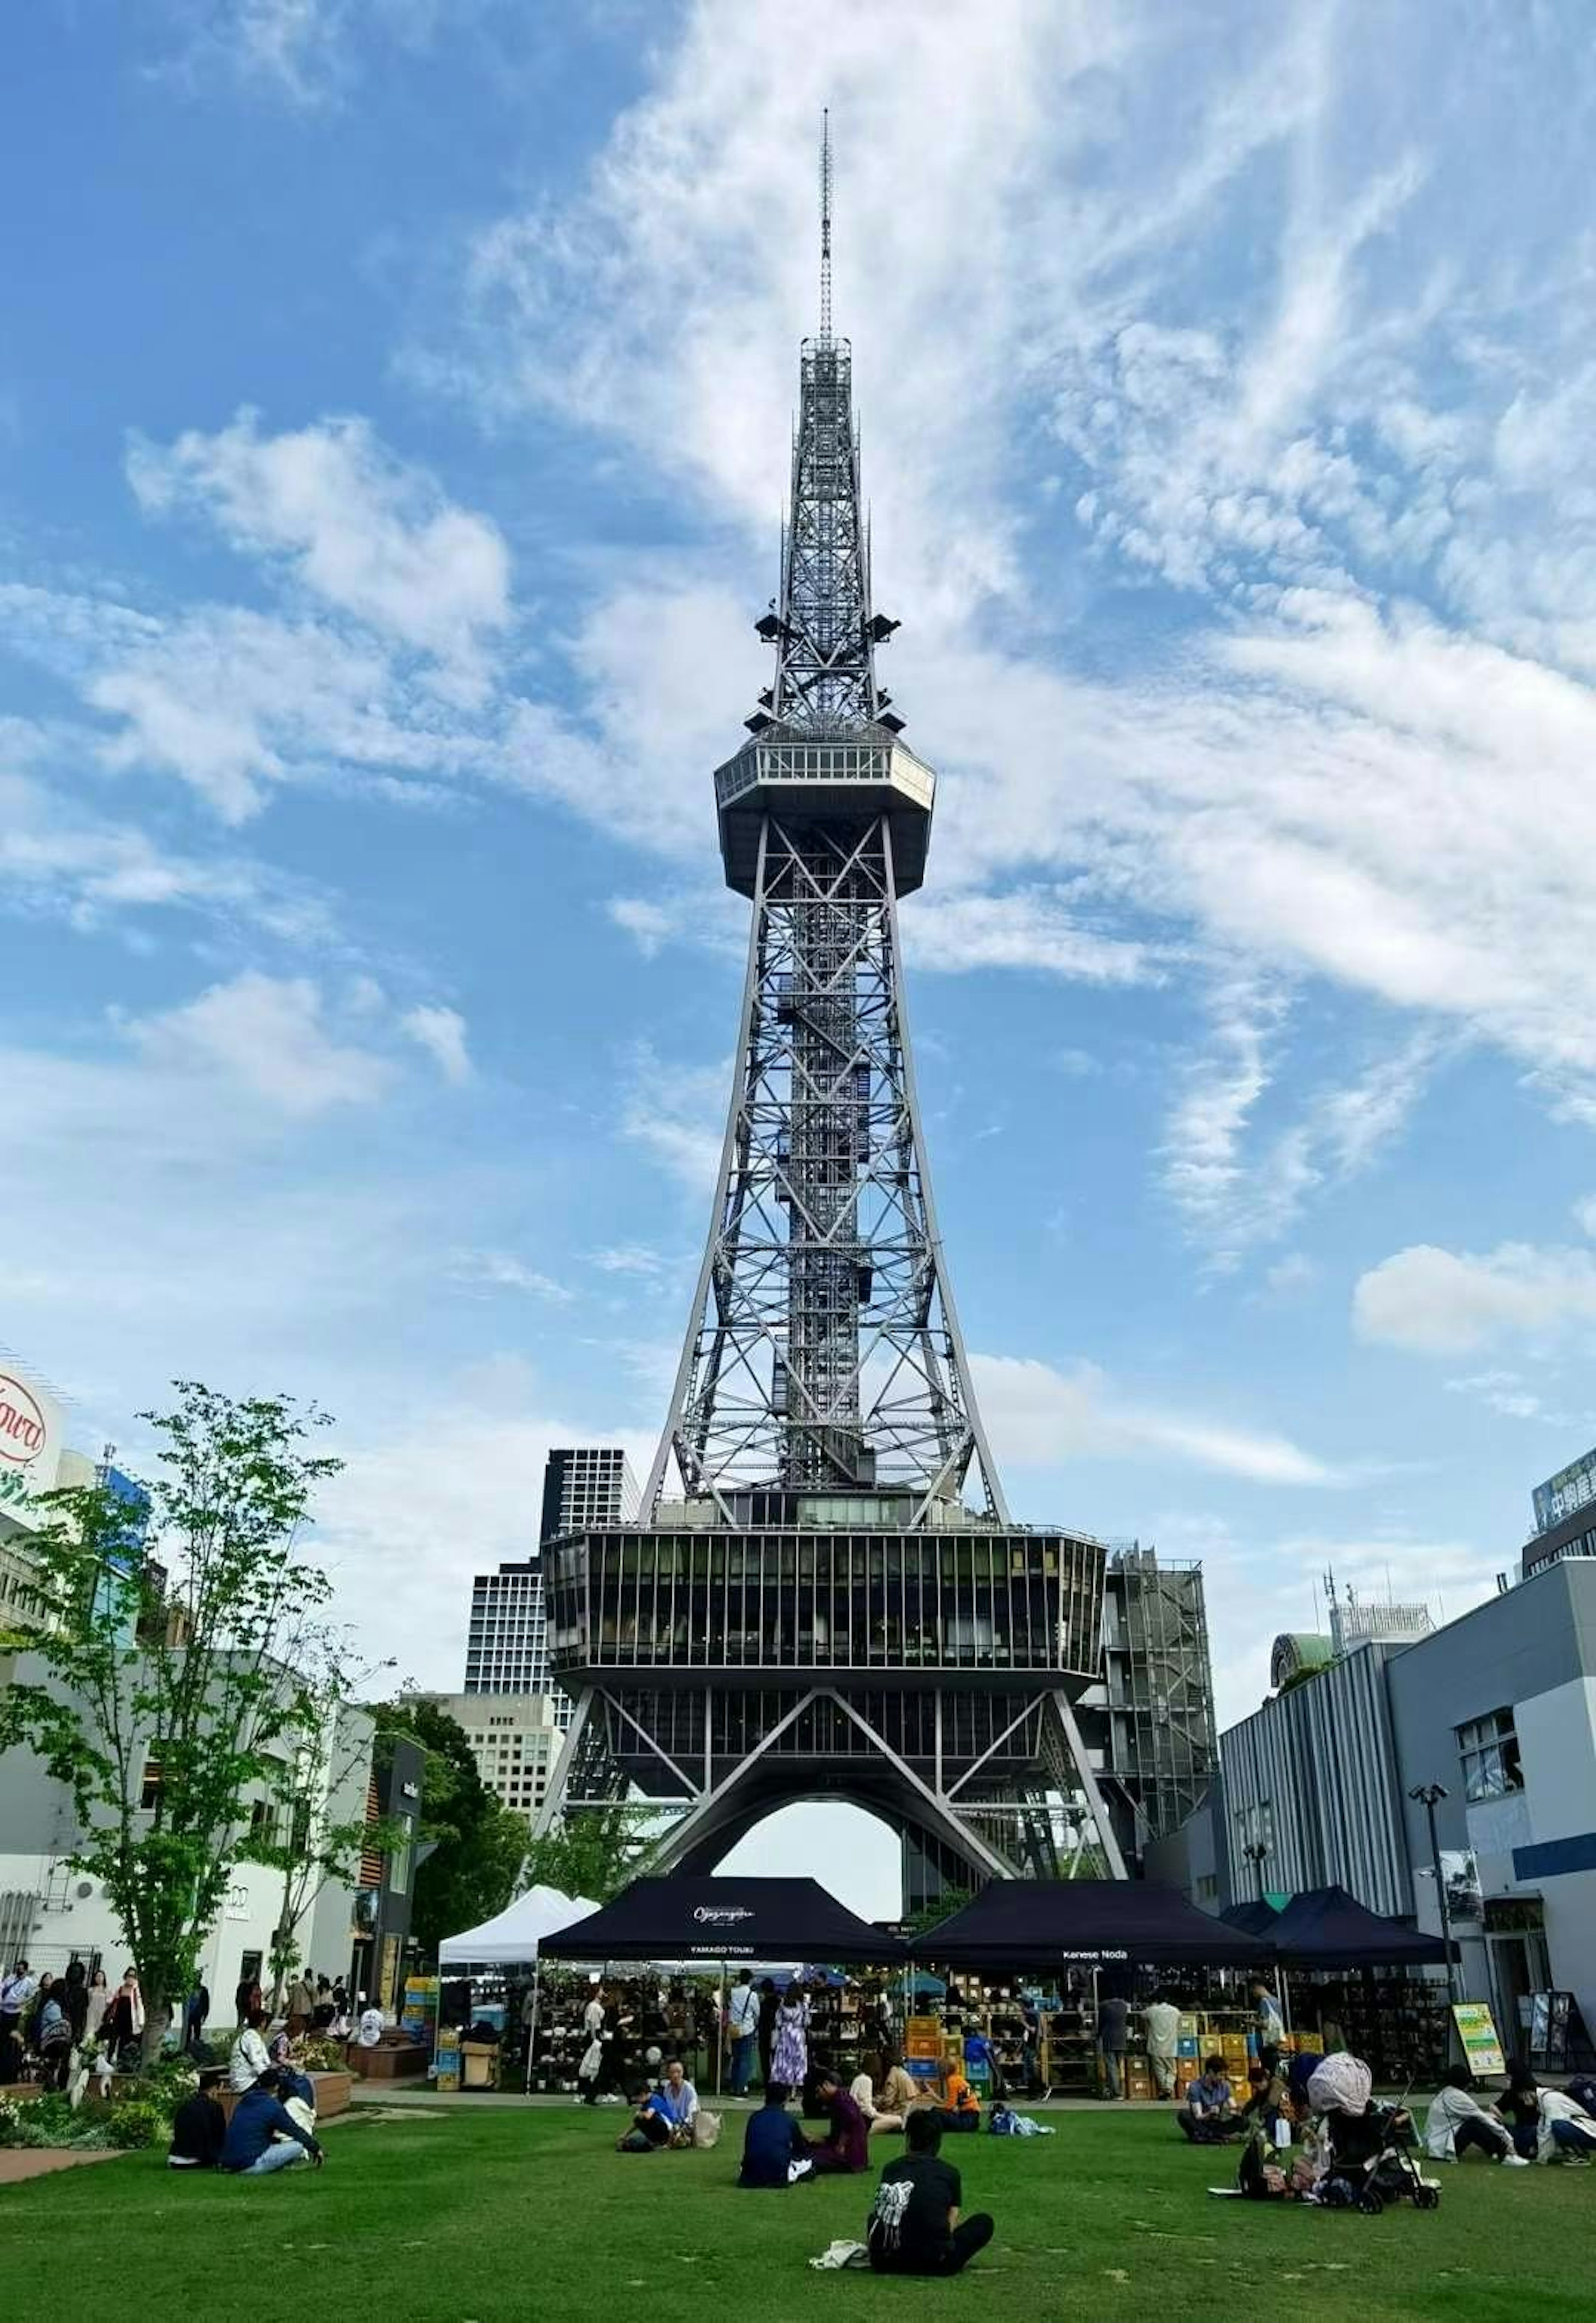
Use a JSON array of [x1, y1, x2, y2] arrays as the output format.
[[0, 1656, 375, 2006], [417, 1690, 566, 1836]]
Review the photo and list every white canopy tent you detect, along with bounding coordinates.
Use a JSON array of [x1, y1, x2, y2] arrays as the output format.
[[438, 1885, 600, 1968]]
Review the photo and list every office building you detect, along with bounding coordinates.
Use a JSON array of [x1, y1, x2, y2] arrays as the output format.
[[1151, 1505, 1596, 2052], [417, 1690, 566, 1835], [463, 1449, 638, 1721]]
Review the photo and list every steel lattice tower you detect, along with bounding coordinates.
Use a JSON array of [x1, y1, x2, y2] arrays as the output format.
[[537, 125, 1124, 1903]]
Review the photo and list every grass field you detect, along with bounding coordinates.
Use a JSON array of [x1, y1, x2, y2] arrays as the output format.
[[3, 2103, 1595, 2322]]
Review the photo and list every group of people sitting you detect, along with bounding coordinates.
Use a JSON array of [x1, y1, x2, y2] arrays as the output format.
[[166, 2018, 329, 2178], [1425, 2067, 1596, 2165], [1175, 2037, 1596, 2179]]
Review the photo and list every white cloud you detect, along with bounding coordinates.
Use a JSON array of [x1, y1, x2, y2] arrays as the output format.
[[449, 1251, 572, 1301], [310, 1361, 655, 1676], [128, 411, 510, 688], [149, 0, 475, 110], [127, 970, 391, 1114], [607, 898, 676, 958], [620, 1046, 728, 1197], [973, 1352, 1339, 1488], [1354, 1241, 1596, 1355], [412, 3, 1596, 1143], [588, 1244, 671, 1277], [401, 1003, 471, 1085], [1443, 1370, 1582, 1426], [906, 889, 1152, 985]]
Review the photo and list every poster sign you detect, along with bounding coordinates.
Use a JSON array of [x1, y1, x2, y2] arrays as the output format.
[[1451, 2001, 1505, 2077], [1441, 1850, 1483, 1920]]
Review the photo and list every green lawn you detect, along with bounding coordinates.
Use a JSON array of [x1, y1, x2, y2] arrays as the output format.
[[4, 2104, 1595, 2322]]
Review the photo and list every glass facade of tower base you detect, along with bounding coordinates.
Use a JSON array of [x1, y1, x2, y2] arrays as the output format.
[[546, 1525, 1105, 1683]]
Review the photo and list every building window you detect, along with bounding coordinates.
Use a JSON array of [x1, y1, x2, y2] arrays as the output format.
[[140, 1759, 163, 1810], [1457, 1707, 1522, 1801]]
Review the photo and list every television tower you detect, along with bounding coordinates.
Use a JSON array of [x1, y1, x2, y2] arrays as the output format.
[[537, 125, 1123, 1902]]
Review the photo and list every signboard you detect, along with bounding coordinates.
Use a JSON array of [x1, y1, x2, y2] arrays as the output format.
[[1532, 1446, 1596, 1536], [1530, 1990, 1575, 2070], [1451, 2001, 1505, 2078], [1441, 1849, 1483, 1921], [0, 1357, 66, 1521]]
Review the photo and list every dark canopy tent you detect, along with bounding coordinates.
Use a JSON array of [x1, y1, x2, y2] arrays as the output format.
[[1267, 1884, 1449, 1966], [1221, 1899, 1282, 1939], [538, 1875, 908, 1964], [909, 1880, 1269, 1968]]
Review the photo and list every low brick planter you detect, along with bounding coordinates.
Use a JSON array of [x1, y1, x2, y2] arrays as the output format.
[[344, 2040, 427, 2080]]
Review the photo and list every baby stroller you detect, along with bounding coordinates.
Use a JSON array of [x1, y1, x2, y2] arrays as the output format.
[[1308, 2056, 1438, 2215]]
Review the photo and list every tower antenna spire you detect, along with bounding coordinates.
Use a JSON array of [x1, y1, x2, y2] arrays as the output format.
[[819, 107, 833, 344]]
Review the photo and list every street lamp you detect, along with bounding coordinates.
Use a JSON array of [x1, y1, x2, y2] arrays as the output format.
[[1409, 1783, 1462, 2007]]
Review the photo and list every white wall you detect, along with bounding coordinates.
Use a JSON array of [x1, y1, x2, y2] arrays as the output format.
[[1513, 1674, 1596, 2036]]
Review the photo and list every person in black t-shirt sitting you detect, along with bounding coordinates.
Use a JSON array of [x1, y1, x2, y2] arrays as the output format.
[[867, 2106, 995, 2276], [167, 2067, 228, 2170]]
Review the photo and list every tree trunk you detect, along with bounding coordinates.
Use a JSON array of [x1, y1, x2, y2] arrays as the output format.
[[140, 1998, 173, 2072]]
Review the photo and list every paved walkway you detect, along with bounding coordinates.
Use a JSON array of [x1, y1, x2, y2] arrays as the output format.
[[0, 2148, 126, 2186], [350, 2086, 1177, 2113]]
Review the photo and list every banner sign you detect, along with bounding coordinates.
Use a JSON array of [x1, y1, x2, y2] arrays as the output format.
[[1451, 2000, 1505, 2077]]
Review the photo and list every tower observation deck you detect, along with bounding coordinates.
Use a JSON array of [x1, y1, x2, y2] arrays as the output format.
[[536, 125, 1123, 1903]]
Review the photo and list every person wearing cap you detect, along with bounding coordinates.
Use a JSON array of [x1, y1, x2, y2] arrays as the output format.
[[167, 2067, 229, 2170]]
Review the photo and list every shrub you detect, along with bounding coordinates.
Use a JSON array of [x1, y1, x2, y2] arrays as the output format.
[[106, 2100, 170, 2150], [299, 2037, 345, 2073]]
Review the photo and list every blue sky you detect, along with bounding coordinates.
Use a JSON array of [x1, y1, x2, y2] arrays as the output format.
[[7, 2, 1596, 1915]]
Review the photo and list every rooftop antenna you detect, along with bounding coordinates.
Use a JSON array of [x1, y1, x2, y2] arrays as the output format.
[[819, 107, 833, 345]]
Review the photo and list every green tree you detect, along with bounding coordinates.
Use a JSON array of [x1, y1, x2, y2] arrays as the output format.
[[249, 1630, 401, 2012], [521, 1803, 658, 1904], [369, 1695, 526, 1954], [0, 1383, 341, 2066]]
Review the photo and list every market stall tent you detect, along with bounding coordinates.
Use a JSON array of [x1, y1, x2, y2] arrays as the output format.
[[438, 1885, 601, 1968], [910, 1880, 1270, 1967], [1220, 1898, 1282, 1939], [538, 1875, 908, 1964], [1266, 1883, 1450, 1966]]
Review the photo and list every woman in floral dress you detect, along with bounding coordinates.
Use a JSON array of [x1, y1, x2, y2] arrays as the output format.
[[771, 1984, 809, 2088]]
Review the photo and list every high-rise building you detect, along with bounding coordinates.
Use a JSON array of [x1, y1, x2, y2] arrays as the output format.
[[462, 1448, 638, 1720], [463, 1562, 555, 1702], [416, 1691, 566, 1836], [540, 1447, 639, 1545], [536, 132, 1120, 1909]]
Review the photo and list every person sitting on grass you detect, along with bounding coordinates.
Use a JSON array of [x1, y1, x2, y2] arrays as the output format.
[[268, 2034, 318, 2138], [940, 2061, 982, 2134], [737, 2081, 813, 2186], [616, 2081, 674, 2152], [220, 2070, 325, 2178], [850, 2064, 905, 2136], [1424, 2068, 1528, 2165], [652, 2056, 698, 2134], [1240, 2061, 1290, 2138], [867, 2104, 995, 2276], [878, 2057, 922, 2120], [1509, 2071, 1596, 2163], [809, 2067, 870, 2173], [1178, 2056, 1242, 2143], [167, 2066, 228, 2170]]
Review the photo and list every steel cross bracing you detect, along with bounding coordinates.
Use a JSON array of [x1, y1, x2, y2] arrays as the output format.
[[650, 810, 1002, 1517]]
